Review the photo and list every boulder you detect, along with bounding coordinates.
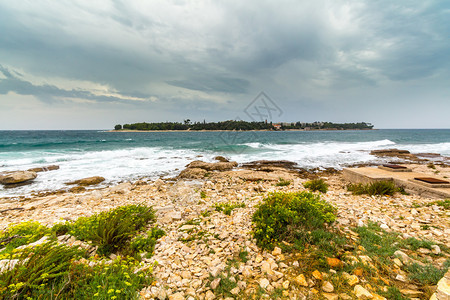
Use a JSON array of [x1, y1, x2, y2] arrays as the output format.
[[27, 165, 59, 173], [185, 160, 237, 171], [178, 168, 208, 179], [0, 171, 37, 185], [214, 156, 229, 162], [66, 176, 105, 186]]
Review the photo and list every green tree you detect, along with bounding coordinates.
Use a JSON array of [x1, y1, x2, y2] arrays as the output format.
[[114, 124, 122, 130]]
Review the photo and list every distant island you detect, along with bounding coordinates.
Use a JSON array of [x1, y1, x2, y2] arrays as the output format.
[[113, 120, 374, 131]]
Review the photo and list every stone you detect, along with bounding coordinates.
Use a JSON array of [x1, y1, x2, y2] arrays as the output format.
[[242, 266, 253, 278], [418, 248, 430, 254], [282, 280, 290, 289], [210, 278, 221, 290], [393, 258, 403, 267], [312, 270, 323, 280], [66, 176, 105, 186], [178, 168, 208, 179], [0, 259, 19, 273], [322, 281, 334, 293], [354, 285, 373, 299], [28, 165, 59, 172], [214, 156, 229, 162], [326, 257, 343, 268], [259, 278, 270, 289], [261, 261, 274, 275], [205, 290, 216, 300], [371, 294, 386, 300], [431, 245, 441, 255], [434, 270, 450, 299], [230, 287, 240, 295], [342, 273, 359, 286], [169, 292, 185, 300], [272, 247, 282, 256], [185, 160, 238, 171], [380, 224, 389, 230], [395, 274, 407, 282], [394, 250, 411, 264], [399, 289, 423, 297], [323, 293, 339, 300], [0, 171, 37, 185], [295, 274, 308, 287]]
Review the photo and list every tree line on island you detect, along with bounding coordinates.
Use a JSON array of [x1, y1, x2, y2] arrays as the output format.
[[114, 120, 374, 131]]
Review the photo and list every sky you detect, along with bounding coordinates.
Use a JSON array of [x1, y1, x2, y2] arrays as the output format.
[[0, 0, 449, 130]]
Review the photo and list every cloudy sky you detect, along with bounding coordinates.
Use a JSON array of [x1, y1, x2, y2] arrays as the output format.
[[0, 0, 449, 129]]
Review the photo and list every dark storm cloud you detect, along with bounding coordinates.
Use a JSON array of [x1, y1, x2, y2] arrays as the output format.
[[0, 65, 150, 104]]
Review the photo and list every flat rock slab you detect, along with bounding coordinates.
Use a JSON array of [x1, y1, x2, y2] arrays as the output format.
[[343, 167, 450, 199], [0, 171, 37, 185]]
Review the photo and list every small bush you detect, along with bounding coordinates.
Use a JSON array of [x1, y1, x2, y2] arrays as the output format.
[[214, 202, 245, 216], [200, 191, 207, 199], [252, 191, 336, 250], [275, 178, 291, 186], [0, 221, 50, 255], [303, 178, 328, 193], [406, 260, 450, 285], [347, 181, 397, 196], [128, 227, 165, 257], [0, 242, 85, 299], [70, 204, 156, 255]]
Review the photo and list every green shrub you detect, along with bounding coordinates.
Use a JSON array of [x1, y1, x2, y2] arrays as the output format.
[[128, 227, 165, 257], [0, 221, 50, 255], [0, 242, 85, 299], [406, 260, 450, 285], [214, 202, 245, 216], [200, 191, 207, 199], [347, 181, 397, 196], [303, 178, 328, 193], [252, 191, 336, 250], [62, 256, 152, 299], [275, 178, 291, 186], [70, 204, 156, 255]]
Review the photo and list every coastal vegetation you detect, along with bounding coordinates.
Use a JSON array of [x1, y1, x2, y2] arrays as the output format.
[[347, 180, 399, 196], [0, 204, 164, 299], [303, 178, 329, 193], [114, 120, 374, 131]]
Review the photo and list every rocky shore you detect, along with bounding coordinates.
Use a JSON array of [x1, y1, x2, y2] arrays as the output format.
[[1, 154, 449, 299]]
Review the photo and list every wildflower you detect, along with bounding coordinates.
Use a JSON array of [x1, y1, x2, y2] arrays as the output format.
[[94, 293, 99, 297], [125, 281, 132, 286], [108, 288, 115, 294]]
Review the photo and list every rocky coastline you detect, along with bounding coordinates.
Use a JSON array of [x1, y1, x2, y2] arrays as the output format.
[[1, 151, 449, 299]]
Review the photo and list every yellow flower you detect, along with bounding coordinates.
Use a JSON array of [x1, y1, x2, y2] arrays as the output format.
[[94, 293, 99, 297], [125, 281, 132, 286], [111, 297, 117, 300], [108, 288, 115, 294], [116, 289, 121, 293]]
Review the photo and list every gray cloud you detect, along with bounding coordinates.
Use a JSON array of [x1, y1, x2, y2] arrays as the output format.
[[0, 0, 449, 129]]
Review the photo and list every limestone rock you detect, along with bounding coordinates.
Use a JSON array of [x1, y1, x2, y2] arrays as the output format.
[[27, 165, 59, 173], [205, 290, 215, 300], [214, 156, 229, 162], [272, 247, 282, 256], [185, 160, 238, 171], [260, 278, 270, 289], [178, 168, 207, 179], [0, 171, 37, 185], [322, 281, 334, 293], [323, 293, 339, 300], [169, 292, 185, 300], [210, 278, 221, 290], [295, 274, 308, 287], [66, 176, 105, 186], [326, 257, 343, 268], [354, 285, 373, 299]]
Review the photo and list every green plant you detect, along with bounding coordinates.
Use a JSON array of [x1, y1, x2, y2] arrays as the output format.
[[427, 162, 436, 169], [426, 199, 450, 210], [63, 256, 153, 299], [406, 260, 450, 285], [380, 287, 409, 300], [214, 202, 245, 216], [252, 191, 336, 250], [275, 178, 291, 186], [70, 204, 156, 255], [127, 227, 165, 257], [0, 221, 51, 255], [0, 241, 85, 299], [347, 181, 397, 196], [200, 191, 207, 199], [303, 178, 328, 193]]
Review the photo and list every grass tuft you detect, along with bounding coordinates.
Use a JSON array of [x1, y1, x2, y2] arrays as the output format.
[[303, 178, 328, 193]]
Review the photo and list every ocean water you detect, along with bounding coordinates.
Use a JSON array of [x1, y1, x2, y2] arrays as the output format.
[[1, 129, 449, 197]]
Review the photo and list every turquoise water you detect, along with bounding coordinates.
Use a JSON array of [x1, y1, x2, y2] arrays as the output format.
[[1, 129, 449, 196]]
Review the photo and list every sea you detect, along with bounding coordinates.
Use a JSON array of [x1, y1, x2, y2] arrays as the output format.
[[1, 129, 449, 197]]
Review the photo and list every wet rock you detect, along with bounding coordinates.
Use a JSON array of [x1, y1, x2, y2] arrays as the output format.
[[178, 168, 207, 179], [28, 165, 59, 173], [185, 160, 238, 171], [214, 156, 229, 162], [66, 176, 105, 186], [0, 171, 37, 185]]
